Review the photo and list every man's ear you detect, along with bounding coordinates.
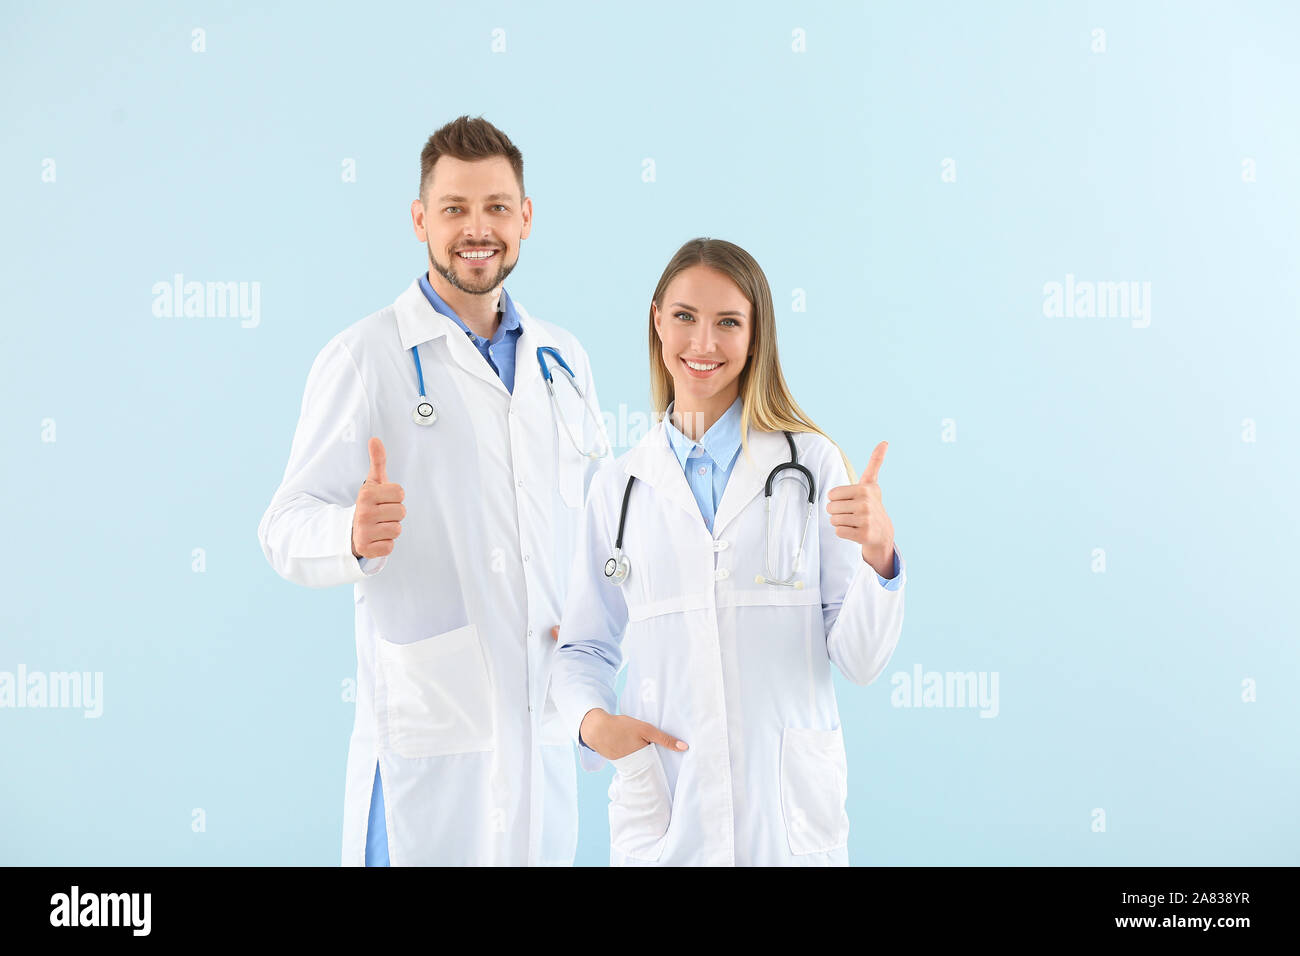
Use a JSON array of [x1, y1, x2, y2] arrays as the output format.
[[410, 197, 428, 242], [520, 196, 533, 240]]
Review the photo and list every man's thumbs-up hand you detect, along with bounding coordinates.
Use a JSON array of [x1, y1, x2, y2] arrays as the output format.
[[825, 440, 895, 577], [352, 437, 406, 560]]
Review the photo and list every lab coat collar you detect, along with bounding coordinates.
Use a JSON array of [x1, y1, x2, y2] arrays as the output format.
[[624, 419, 790, 537], [395, 278, 452, 351], [394, 276, 522, 349], [394, 278, 553, 398], [663, 397, 744, 472], [417, 273, 520, 344]]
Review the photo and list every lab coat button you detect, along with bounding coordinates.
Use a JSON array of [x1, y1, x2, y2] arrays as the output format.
[[524, 553, 531, 562], [517, 479, 524, 488], [714, 568, 729, 581], [713, 540, 730, 551]]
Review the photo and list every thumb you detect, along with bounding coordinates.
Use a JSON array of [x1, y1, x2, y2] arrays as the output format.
[[367, 437, 387, 484], [551, 625, 560, 642], [859, 440, 888, 485]]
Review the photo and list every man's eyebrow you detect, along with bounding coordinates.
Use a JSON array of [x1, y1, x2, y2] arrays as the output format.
[[437, 193, 516, 203], [669, 301, 746, 318]]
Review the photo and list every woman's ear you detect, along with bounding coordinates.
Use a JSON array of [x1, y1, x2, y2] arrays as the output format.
[[651, 301, 661, 336]]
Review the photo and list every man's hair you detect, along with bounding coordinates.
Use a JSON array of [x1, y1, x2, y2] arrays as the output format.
[[419, 115, 525, 202]]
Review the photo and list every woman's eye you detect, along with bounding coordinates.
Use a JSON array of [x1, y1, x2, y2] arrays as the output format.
[[721, 318, 740, 328], [674, 311, 694, 322]]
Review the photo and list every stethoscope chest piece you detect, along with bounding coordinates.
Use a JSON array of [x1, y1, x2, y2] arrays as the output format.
[[604, 550, 630, 586], [412, 399, 437, 426]]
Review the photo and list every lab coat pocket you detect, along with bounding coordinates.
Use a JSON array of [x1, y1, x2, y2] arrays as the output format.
[[607, 743, 672, 861], [779, 727, 849, 855], [377, 623, 496, 758]]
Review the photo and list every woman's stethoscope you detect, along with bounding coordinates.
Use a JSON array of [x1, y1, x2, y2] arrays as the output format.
[[409, 344, 609, 461], [605, 431, 816, 589]]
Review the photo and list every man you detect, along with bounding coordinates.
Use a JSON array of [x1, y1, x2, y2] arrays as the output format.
[[258, 115, 607, 865]]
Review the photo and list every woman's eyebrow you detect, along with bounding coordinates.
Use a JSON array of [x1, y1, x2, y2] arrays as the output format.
[[669, 301, 746, 317]]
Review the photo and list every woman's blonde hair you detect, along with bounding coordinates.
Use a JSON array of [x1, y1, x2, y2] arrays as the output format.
[[648, 237, 855, 481]]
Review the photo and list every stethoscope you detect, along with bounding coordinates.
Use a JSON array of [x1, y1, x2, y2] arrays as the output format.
[[536, 346, 609, 460], [605, 431, 816, 589], [410, 343, 438, 425], [409, 343, 609, 462]]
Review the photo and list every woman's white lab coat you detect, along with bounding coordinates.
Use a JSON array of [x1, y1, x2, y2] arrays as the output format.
[[550, 421, 905, 866], [258, 278, 604, 865]]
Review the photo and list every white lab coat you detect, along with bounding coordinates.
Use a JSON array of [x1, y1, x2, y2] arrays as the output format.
[[550, 421, 905, 866], [258, 278, 605, 866]]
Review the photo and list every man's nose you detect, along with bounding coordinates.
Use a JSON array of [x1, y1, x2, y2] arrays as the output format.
[[462, 211, 492, 240]]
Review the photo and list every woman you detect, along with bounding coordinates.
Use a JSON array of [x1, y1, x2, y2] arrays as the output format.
[[549, 238, 906, 866]]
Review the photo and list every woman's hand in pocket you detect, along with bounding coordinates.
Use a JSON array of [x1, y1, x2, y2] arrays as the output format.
[[580, 709, 688, 761]]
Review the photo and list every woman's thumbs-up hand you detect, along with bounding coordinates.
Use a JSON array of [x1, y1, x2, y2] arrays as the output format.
[[825, 440, 895, 577], [351, 437, 406, 560]]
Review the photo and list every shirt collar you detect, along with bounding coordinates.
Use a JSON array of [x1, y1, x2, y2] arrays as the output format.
[[418, 273, 520, 343], [664, 396, 743, 471]]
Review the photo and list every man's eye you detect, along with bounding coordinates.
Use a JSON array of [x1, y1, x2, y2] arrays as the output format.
[[444, 207, 460, 214], [492, 204, 507, 212]]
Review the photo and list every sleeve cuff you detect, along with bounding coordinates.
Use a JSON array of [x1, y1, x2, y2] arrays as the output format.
[[561, 699, 614, 773], [872, 545, 903, 591]]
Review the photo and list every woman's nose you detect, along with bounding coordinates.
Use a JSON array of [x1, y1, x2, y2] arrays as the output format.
[[691, 324, 715, 353]]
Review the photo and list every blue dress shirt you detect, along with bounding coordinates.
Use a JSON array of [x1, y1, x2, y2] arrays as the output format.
[[663, 398, 745, 532], [364, 275, 523, 867], [417, 272, 522, 392]]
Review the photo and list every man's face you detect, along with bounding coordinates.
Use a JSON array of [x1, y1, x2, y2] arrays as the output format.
[[412, 155, 532, 295]]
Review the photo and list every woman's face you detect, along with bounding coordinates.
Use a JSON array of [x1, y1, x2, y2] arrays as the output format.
[[652, 265, 753, 414]]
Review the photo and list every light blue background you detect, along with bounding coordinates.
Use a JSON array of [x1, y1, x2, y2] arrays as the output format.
[[2, 0, 1297, 865]]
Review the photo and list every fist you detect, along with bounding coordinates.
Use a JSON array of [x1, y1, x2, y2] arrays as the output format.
[[826, 440, 895, 576], [351, 437, 406, 560]]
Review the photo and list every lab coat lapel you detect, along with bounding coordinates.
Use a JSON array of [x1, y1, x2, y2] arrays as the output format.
[[711, 428, 788, 538], [400, 278, 511, 396], [511, 305, 547, 404], [624, 421, 706, 526], [445, 312, 511, 396]]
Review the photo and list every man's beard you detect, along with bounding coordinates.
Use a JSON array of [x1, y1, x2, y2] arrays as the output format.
[[428, 242, 517, 295]]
